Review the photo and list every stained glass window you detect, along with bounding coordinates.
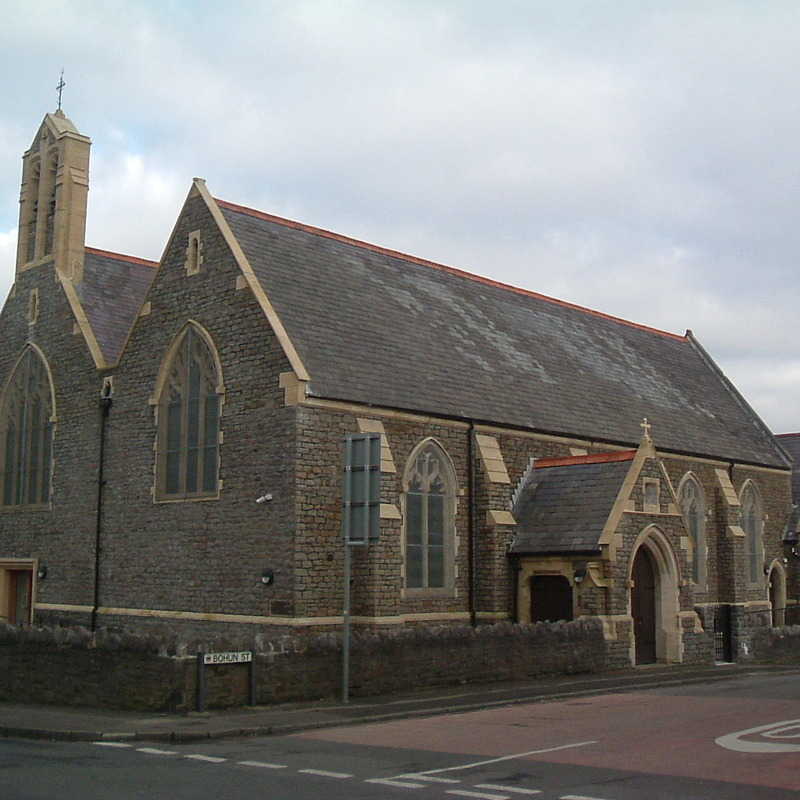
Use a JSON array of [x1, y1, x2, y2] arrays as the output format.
[[404, 441, 454, 589], [679, 475, 705, 584], [158, 326, 221, 499], [741, 483, 763, 584], [0, 348, 53, 506]]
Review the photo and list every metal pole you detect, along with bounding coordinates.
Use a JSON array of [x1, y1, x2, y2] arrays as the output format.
[[342, 542, 351, 703], [196, 652, 206, 712]]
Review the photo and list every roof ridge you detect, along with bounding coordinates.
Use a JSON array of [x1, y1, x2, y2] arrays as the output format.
[[535, 450, 637, 469], [215, 198, 686, 342], [85, 246, 158, 268]]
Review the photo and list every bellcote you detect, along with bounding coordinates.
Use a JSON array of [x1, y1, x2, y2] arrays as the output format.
[[16, 110, 90, 283]]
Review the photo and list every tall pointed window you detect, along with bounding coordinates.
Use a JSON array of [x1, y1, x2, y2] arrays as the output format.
[[403, 440, 456, 591], [678, 474, 706, 585], [0, 348, 54, 506], [741, 482, 763, 584], [156, 325, 221, 499]]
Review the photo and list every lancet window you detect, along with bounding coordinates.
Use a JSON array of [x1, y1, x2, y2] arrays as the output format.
[[678, 474, 706, 584]]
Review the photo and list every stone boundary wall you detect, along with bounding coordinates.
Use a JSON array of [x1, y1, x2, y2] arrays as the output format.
[[750, 625, 800, 664], [0, 618, 608, 711]]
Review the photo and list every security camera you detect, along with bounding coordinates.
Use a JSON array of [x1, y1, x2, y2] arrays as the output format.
[[256, 493, 273, 504]]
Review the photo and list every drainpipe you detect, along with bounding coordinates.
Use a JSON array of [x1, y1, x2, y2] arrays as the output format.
[[91, 383, 113, 631], [468, 421, 477, 627]]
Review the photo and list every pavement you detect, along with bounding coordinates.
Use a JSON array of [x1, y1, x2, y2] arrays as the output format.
[[1, 662, 797, 744]]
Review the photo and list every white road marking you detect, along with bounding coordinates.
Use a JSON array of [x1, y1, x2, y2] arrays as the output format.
[[136, 747, 178, 755], [185, 754, 227, 763], [560, 795, 609, 800], [716, 719, 800, 753], [400, 741, 597, 777], [475, 785, 541, 795], [446, 790, 509, 800], [365, 778, 426, 789], [403, 775, 461, 783], [237, 760, 288, 769], [92, 742, 133, 748], [298, 768, 353, 779]]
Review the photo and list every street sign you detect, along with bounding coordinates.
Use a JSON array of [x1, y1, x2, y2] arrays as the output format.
[[342, 433, 381, 543], [203, 651, 252, 665]]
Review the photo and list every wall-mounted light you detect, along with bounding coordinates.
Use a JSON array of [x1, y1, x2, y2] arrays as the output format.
[[573, 566, 587, 584], [261, 569, 274, 586], [255, 493, 273, 504], [37, 565, 48, 580]]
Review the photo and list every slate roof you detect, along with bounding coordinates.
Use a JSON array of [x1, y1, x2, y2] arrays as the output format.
[[776, 433, 800, 502], [509, 456, 633, 555], [218, 200, 788, 469], [76, 247, 157, 364]]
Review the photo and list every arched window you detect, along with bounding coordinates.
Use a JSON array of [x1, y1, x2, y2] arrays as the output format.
[[678, 474, 706, 585], [403, 440, 456, 590], [156, 325, 222, 499], [741, 482, 763, 584], [0, 348, 54, 506]]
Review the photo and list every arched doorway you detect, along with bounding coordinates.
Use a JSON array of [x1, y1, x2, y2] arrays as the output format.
[[628, 526, 682, 665], [768, 562, 787, 627], [631, 548, 657, 664]]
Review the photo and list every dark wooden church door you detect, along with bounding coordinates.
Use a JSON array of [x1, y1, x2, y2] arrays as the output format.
[[631, 548, 656, 664]]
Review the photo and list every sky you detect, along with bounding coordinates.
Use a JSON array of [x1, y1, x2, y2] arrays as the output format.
[[0, 1, 798, 434]]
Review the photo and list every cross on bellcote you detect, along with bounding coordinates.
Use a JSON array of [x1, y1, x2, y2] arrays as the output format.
[[56, 70, 66, 111], [640, 417, 652, 440]]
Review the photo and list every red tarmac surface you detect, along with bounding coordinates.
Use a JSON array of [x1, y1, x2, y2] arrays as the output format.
[[302, 690, 800, 792]]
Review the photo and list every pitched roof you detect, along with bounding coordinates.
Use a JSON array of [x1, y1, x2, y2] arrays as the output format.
[[217, 199, 787, 468], [776, 433, 800, 501], [510, 455, 633, 555], [75, 247, 157, 365]]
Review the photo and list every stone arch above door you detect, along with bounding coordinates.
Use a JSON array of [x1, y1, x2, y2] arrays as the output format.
[[628, 525, 682, 664], [767, 559, 787, 627]]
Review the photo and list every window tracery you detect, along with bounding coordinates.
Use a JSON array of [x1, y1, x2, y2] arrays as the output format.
[[157, 325, 221, 499], [0, 348, 53, 506], [403, 440, 455, 590]]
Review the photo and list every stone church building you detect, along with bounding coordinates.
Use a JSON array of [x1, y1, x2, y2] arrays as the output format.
[[0, 109, 795, 671]]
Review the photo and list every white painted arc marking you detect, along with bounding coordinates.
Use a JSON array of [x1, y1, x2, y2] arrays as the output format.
[[365, 778, 426, 789], [715, 719, 800, 753], [298, 768, 353, 779], [237, 760, 288, 769], [400, 741, 597, 777], [475, 785, 541, 795], [185, 754, 227, 763], [446, 790, 510, 800], [92, 742, 132, 748], [136, 747, 178, 755]]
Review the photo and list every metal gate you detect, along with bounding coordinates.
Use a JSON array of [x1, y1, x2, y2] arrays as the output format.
[[714, 604, 733, 663]]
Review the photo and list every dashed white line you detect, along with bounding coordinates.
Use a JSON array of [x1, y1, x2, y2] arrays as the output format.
[[92, 742, 133, 748], [185, 754, 227, 763], [298, 768, 353, 779], [365, 778, 426, 789], [404, 775, 461, 783], [237, 760, 288, 769], [136, 747, 178, 755], [446, 790, 510, 800], [475, 786, 541, 795]]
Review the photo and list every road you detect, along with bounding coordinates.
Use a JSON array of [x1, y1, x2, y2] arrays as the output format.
[[1, 671, 799, 799]]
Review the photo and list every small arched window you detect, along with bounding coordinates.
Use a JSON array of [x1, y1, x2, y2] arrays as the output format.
[[0, 347, 54, 506], [678, 474, 706, 585], [403, 440, 456, 590], [156, 325, 221, 499], [741, 482, 763, 584]]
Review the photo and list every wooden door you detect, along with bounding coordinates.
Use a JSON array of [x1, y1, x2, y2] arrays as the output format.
[[8, 570, 32, 625], [631, 548, 656, 664]]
